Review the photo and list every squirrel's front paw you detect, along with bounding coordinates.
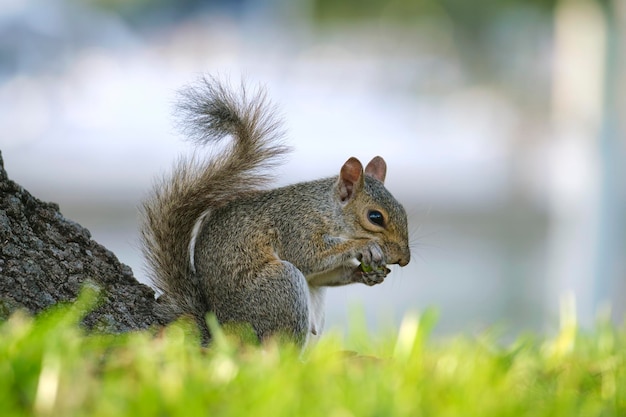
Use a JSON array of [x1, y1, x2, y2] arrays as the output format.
[[356, 264, 391, 286], [355, 242, 389, 286]]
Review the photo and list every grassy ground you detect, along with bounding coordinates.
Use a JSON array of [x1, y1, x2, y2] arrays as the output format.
[[1, 291, 624, 417]]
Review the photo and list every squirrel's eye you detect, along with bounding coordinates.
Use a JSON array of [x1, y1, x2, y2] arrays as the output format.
[[368, 210, 385, 227]]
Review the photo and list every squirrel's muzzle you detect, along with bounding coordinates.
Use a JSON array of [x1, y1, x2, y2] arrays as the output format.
[[391, 246, 411, 267]]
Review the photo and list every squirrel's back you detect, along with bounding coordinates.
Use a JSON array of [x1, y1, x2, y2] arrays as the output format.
[[139, 77, 289, 333]]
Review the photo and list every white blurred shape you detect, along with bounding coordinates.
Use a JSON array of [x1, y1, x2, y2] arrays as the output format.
[[547, 0, 606, 324]]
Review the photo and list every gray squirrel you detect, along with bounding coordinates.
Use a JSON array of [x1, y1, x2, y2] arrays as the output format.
[[140, 77, 411, 346]]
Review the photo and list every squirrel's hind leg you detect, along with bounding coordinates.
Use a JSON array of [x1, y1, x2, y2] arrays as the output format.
[[220, 261, 310, 347]]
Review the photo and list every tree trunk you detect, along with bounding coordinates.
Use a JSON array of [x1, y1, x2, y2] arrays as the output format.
[[0, 150, 165, 331]]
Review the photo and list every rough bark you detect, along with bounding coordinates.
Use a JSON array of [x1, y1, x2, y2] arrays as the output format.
[[0, 150, 165, 331]]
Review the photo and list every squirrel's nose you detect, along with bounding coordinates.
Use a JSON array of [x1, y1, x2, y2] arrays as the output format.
[[397, 248, 411, 267]]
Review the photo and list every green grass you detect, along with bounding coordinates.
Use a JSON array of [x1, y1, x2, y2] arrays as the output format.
[[1, 291, 624, 417]]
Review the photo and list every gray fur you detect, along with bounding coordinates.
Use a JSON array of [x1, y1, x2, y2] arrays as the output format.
[[140, 77, 410, 346]]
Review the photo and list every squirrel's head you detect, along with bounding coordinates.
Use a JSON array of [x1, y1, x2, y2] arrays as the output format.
[[336, 156, 411, 267]]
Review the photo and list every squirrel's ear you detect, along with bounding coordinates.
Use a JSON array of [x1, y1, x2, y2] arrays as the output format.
[[364, 156, 387, 183], [338, 157, 364, 202]]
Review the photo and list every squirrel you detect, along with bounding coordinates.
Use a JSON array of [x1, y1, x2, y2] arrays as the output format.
[[140, 76, 411, 347]]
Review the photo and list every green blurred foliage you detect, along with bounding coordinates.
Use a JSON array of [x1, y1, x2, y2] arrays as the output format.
[[0, 291, 625, 416], [78, 0, 212, 25], [311, 0, 562, 101], [312, 0, 559, 29]]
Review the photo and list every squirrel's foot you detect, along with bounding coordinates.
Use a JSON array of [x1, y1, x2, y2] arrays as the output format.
[[358, 241, 385, 266], [354, 265, 390, 286], [355, 241, 389, 286]]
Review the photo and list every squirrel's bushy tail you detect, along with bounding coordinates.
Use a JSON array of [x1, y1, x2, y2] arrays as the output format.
[[140, 76, 289, 332]]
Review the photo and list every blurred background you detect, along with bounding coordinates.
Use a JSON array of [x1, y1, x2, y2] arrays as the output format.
[[1, 0, 625, 337]]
